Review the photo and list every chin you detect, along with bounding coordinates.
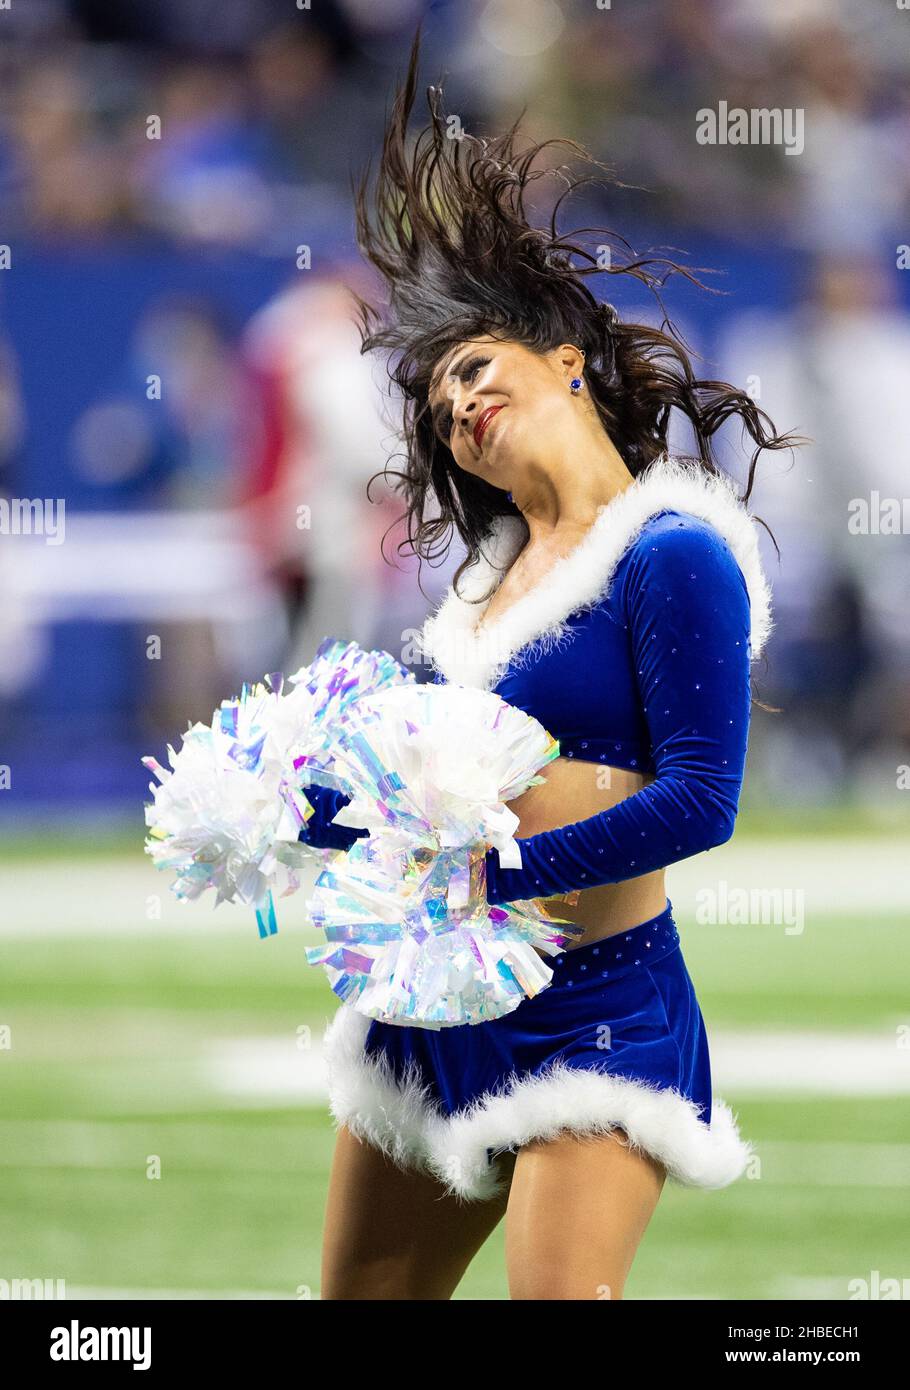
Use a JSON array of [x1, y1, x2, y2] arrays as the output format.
[[478, 440, 511, 476], [455, 457, 486, 482], [458, 451, 496, 480], [457, 433, 512, 480]]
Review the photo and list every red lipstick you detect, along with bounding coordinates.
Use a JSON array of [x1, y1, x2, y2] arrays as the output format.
[[473, 405, 504, 449]]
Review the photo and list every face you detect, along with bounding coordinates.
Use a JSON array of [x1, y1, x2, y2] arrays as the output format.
[[426, 335, 585, 487]]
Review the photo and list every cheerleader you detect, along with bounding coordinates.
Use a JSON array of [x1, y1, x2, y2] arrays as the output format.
[[301, 29, 798, 1300]]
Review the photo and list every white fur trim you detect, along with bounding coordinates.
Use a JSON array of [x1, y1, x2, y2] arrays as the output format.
[[419, 454, 773, 690], [320, 1003, 440, 1175], [321, 1003, 754, 1203], [424, 1063, 754, 1202]]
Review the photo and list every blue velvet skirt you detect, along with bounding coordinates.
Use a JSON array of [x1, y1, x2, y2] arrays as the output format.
[[321, 899, 753, 1202]]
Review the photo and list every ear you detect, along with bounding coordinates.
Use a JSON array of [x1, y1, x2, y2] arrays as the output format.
[[554, 342, 585, 378]]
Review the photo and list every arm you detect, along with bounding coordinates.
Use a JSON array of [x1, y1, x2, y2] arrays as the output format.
[[297, 783, 369, 852], [483, 515, 754, 904]]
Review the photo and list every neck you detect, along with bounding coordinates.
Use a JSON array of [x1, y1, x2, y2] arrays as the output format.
[[510, 426, 636, 540]]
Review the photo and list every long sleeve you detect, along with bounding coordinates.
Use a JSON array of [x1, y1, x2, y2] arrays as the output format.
[[297, 783, 369, 852], [483, 514, 753, 904]]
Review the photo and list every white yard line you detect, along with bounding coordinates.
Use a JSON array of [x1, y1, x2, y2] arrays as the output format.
[[0, 837, 907, 936], [204, 1028, 910, 1103], [202, 1030, 910, 1105], [710, 1030, 910, 1096], [1, 1026, 908, 1126], [0, 858, 324, 937], [668, 835, 910, 915]]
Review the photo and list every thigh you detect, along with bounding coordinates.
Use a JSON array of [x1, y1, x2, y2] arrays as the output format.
[[321, 1125, 515, 1300], [505, 1127, 666, 1300]]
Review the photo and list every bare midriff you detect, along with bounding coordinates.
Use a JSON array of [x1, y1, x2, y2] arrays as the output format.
[[474, 533, 667, 951], [504, 755, 667, 954]]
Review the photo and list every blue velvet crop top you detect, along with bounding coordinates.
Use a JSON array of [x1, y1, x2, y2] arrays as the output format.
[[298, 458, 772, 907]]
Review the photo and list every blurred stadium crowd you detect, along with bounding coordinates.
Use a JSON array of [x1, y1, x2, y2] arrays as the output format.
[[0, 1, 907, 248], [0, 0, 909, 815]]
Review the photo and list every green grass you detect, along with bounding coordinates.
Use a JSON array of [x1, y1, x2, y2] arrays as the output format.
[[1, 838, 908, 1299], [1, 1094, 907, 1300]]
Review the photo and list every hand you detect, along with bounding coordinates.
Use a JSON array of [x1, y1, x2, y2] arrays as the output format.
[[297, 785, 369, 852], [483, 845, 510, 906]]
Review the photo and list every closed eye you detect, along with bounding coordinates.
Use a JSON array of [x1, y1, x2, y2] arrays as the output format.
[[433, 355, 491, 444]]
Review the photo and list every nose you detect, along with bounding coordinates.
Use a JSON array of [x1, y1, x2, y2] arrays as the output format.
[[453, 389, 479, 435]]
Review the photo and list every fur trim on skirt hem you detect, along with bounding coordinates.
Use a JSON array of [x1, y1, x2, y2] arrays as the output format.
[[321, 1003, 754, 1204]]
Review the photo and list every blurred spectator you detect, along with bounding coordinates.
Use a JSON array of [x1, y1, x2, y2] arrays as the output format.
[[237, 263, 410, 674], [786, 18, 909, 255], [131, 296, 250, 509], [721, 251, 910, 798], [13, 58, 130, 234], [130, 63, 279, 249]]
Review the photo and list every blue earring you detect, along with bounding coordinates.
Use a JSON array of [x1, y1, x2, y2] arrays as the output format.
[[570, 377, 584, 394]]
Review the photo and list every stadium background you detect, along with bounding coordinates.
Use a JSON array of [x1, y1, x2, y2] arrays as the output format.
[[1, 0, 908, 1299]]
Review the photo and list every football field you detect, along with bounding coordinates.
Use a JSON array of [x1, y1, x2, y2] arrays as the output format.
[[1, 820, 907, 1301]]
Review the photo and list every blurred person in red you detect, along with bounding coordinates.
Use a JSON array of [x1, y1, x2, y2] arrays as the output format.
[[234, 262, 416, 677]]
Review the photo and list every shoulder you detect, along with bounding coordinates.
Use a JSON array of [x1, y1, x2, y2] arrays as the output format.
[[600, 458, 773, 657], [618, 509, 751, 607], [625, 507, 746, 569]]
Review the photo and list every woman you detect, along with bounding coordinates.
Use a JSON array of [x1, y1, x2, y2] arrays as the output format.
[[300, 28, 797, 1300]]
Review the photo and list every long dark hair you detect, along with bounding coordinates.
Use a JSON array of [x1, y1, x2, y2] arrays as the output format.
[[350, 24, 799, 598]]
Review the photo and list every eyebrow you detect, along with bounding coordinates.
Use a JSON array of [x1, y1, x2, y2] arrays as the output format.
[[429, 347, 473, 435]]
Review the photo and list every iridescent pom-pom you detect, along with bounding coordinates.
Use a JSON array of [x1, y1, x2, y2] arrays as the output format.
[[282, 637, 415, 797], [304, 682, 584, 1026], [142, 673, 317, 937], [141, 639, 413, 936]]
